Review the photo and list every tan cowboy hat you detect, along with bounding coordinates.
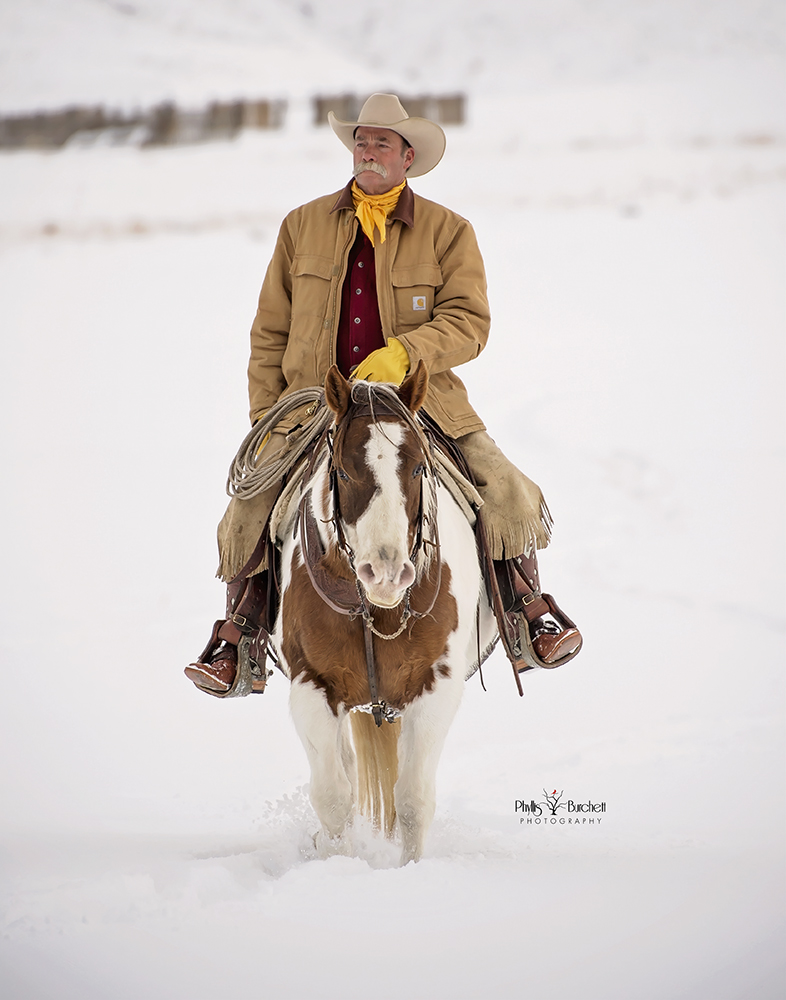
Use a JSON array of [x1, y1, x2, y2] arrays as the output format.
[[328, 93, 446, 178]]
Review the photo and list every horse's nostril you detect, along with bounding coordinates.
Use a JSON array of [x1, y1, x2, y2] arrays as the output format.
[[357, 559, 414, 591]]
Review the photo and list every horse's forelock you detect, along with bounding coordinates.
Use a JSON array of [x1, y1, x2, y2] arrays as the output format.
[[333, 381, 432, 469], [332, 382, 398, 471]]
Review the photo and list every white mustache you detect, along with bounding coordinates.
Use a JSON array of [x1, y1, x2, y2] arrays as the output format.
[[353, 160, 388, 178]]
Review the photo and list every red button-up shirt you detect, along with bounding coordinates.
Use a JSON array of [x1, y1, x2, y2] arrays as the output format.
[[336, 228, 385, 378]]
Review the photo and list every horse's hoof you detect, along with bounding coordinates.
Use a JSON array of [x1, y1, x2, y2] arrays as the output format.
[[314, 830, 351, 859]]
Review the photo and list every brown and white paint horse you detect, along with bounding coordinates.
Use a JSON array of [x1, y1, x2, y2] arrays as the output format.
[[273, 362, 494, 864]]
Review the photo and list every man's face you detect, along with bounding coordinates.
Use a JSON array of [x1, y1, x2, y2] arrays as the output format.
[[352, 127, 415, 195]]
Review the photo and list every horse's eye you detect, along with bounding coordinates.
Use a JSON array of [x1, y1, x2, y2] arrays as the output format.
[[336, 469, 349, 482], [413, 463, 424, 478]]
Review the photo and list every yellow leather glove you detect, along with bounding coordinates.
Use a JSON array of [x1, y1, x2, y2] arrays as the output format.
[[352, 338, 410, 385]]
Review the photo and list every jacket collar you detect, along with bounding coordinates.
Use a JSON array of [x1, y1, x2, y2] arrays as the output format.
[[331, 179, 415, 229]]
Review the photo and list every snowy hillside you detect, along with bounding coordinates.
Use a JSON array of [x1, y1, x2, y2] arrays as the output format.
[[283, 0, 786, 92], [0, 0, 382, 111], [0, 2, 784, 999], [2, 0, 784, 126]]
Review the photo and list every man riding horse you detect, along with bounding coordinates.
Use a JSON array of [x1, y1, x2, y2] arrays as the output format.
[[186, 93, 582, 696]]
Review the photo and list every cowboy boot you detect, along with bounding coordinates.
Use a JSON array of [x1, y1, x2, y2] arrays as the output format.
[[499, 551, 583, 668], [185, 575, 270, 695]]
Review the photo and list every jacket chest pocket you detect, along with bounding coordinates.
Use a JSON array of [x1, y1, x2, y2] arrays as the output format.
[[391, 263, 443, 330], [290, 254, 334, 319]]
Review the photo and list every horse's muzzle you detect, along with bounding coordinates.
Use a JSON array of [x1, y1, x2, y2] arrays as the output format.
[[356, 556, 416, 607]]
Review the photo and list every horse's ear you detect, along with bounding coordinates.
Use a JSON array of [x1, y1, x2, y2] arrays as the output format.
[[398, 359, 429, 414], [324, 364, 351, 419]]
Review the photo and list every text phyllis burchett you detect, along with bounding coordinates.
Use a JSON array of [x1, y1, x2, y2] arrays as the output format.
[[515, 796, 607, 825]]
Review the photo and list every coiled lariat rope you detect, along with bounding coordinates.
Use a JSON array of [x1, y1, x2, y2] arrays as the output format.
[[226, 387, 332, 500]]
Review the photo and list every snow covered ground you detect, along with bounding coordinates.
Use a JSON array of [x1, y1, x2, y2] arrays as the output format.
[[0, 2, 784, 998]]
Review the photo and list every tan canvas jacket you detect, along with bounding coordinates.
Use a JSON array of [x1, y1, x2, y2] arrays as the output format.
[[247, 181, 490, 438]]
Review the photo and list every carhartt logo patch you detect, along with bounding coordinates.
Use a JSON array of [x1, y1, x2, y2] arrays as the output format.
[[412, 295, 427, 311]]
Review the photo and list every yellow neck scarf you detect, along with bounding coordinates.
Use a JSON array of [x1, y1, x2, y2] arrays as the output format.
[[351, 180, 406, 245]]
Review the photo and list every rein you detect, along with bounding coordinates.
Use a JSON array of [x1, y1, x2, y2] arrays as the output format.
[[297, 396, 442, 726]]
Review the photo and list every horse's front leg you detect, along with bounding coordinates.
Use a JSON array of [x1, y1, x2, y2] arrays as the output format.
[[289, 678, 356, 855], [395, 673, 464, 864]]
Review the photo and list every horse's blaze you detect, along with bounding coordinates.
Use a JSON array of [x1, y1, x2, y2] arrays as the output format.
[[333, 416, 424, 609]]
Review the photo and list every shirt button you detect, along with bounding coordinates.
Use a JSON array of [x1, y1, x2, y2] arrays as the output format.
[[354, 317, 361, 324], [353, 345, 360, 353]]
